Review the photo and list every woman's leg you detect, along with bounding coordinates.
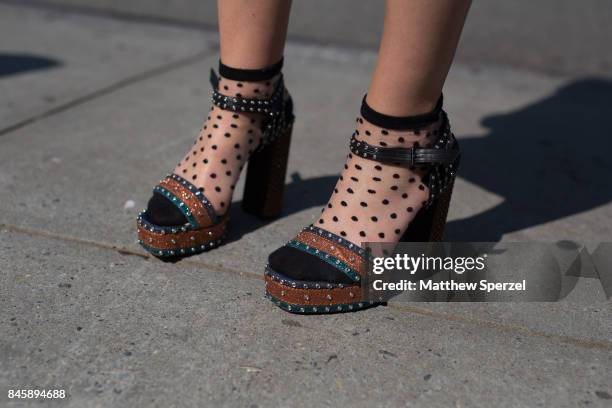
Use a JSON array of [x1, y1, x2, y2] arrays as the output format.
[[219, 0, 291, 68], [367, 0, 471, 115], [311, 0, 471, 248], [268, 0, 470, 290], [160, 1, 292, 217], [139, 0, 295, 256]]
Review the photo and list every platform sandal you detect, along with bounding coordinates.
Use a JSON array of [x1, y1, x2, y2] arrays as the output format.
[[137, 60, 294, 258], [265, 95, 459, 313]]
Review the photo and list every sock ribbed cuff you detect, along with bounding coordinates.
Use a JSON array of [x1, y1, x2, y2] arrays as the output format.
[[360, 94, 443, 130], [218, 58, 283, 82]]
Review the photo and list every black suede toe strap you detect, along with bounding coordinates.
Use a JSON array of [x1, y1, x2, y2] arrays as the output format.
[[268, 246, 356, 285]]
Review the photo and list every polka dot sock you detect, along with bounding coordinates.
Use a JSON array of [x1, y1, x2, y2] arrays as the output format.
[[315, 110, 442, 246], [173, 74, 281, 215]]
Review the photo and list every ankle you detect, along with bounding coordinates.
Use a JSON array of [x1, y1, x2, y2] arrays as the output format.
[[217, 75, 280, 100], [315, 96, 447, 244], [355, 112, 442, 150], [217, 58, 283, 99]]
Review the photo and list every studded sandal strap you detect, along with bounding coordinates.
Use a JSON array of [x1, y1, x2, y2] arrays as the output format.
[[350, 136, 459, 165], [209, 69, 285, 117], [286, 225, 374, 284], [152, 174, 218, 229], [209, 69, 290, 150], [349, 112, 459, 166]]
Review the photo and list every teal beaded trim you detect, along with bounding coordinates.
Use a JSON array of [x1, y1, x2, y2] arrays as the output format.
[[266, 293, 375, 314], [139, 237, 224, 258], [287, 239, 361, 283], [153, 185, 199, 228]]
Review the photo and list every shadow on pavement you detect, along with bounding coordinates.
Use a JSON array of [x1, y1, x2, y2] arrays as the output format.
[[0, 53, 60, 77], [446, 78, 612, 241], [226, 172, 336, 243]]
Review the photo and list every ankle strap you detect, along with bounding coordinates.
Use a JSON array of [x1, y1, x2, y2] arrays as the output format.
[[209, 69, 285, 116], [361, 95, 443, 130], [350, 112, 459, 166]]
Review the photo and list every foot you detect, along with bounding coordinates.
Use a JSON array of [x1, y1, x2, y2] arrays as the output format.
[[268, 96, 458, 285], [265, 96, 459, 313], [315, 116, 441, 245], [145, 74, 281, 226]]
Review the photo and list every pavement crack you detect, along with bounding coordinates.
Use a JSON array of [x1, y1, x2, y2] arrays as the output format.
[[0, 222, 261, 281], [116, 248, 149, 260], [389, 303, 612, 352], [2, 222, 611, 352]]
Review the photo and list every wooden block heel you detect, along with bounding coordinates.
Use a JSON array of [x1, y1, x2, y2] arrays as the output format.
[[401, 179, 455, 242], [242, 123, 293, 219]]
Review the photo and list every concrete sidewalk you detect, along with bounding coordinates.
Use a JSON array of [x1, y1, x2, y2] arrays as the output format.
[[1, 3, 611, 407]]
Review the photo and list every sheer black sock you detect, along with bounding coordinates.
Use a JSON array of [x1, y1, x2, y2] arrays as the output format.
[[145, 59, 283, 227]]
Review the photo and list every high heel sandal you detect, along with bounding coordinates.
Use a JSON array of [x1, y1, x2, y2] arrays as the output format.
[[265, 96, 459, 313], [137, 62, 294, 258]]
